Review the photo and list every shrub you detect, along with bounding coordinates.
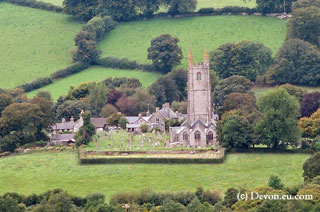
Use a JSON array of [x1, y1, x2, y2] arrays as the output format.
[[18, 77, 52, 92], [198, 7, 215, 14], [303, 152, 320, 181], [219, 6, 252, 14], [268, 175, 284, 189], [95, 57, 139, 70], [21, 141, 47, 149], [51, 62, 89, 80], [141, 124, 148, 133]]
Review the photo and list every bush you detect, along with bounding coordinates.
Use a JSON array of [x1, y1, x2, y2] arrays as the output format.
[[17, 77, 52, 92], [6, 0, 62, 12], [21, 140, 47, 149], [51, 62, 89, 80], [81, 16, 117, 42], [141, 124, 148, 133], [95, 57, 139, 70], [198, 7, 215, 14], [219, 6, 253, 14], [268, 175, 284, 189]]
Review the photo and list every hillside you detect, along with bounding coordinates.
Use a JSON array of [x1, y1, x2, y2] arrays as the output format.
[[99, 15, 287, 67], [28, 67, 162, 100], [0, 151, 308, 200], [0, 3, 83, 88]]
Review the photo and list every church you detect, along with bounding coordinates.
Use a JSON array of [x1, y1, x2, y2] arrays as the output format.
[[169, 47, 217, 147]]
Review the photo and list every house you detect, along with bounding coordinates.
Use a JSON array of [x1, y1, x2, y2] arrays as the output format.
[[169, 48, 217, 147], [50, 134, 75, 146]]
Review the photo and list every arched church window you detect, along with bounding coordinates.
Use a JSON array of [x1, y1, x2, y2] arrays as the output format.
[[197, 72, 201, 80], [195, 131, 201, 142], [183, 132, 189, 141], [207, 131, 214, 145]]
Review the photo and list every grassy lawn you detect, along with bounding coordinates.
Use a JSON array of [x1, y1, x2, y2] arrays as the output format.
[[27, 67, 162, 100], [252, 86, 320, 100], [39, 0, 64, 6], [0, 3, 83, 89], [0, 151, 309, 200], [99, 16, 286, 67]]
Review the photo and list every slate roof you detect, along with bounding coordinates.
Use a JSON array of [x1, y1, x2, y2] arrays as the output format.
[[125, 116, 152, 124], [91, 118, 107, 128], [51, 134, 75, 142], [52, 121, 75, 130], [159, 107, 177, 119]]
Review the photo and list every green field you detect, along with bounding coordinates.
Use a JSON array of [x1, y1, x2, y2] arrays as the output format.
[[0, 151, 309, 200], [37, 0, 256, 9], [28, 67, 162, 100], [0, 3, 83, 89], [99, 16, 287, 67]]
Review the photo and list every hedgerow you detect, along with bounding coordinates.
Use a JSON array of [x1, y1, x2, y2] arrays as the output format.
[[5, 0, 62, 12]]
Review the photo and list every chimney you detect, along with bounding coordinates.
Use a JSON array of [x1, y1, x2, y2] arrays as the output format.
[[70, 116, 74, 122], [146, 110, 150, 116], [138, 114, 142, 118], [156, 107, 160, 112], [62, 118, 66, 123]]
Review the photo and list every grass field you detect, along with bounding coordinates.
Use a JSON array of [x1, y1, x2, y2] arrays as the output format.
[[252, 86, 320, 100], [37, 0, 256, 9], [0, 151, 309, 200], [99, 16, 287, 67], [27, 67, 162, 100], [0, 3, 83, 89]]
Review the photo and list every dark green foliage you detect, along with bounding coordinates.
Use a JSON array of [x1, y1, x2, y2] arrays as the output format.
[[118, 116, 128, 129], [268, 175, 284, 189], [198, 7, 215, 14], [138, 0, 161, 18], [102, 77, 142, 89], [293, 0, 320, 10], [213, 75, 253, 108], [303, 152, 320, 181], [51, 62, 90, 80], [73, 39, 101, 64], [87, 83, 108, 116], [210, 40, 273, 81], [219, 6, 256, 14], [6, 0, 62, 12], [96, 57, 140, 70], [300, 92, 320, 117], [160, 199, 187, 212], [0, 135, 18, 153], [107, 113, 126, 127], [223, 188, 238, 207], [0, 195, 26, 212], [161, 0, 197, 15], [98, 0, 138, 21], [0, 94, 13, 117], [271, 39, 320, 86], [21, 140, 47, 149], [63, 0, 99, 20], [255, 88, 301, 148], [279, 84, 305, 102], [220, 114, 254, 148], [256, 0, 297, 14], [56, 100, 88, 121], [33, 191, 75, 212], [254, 200, 286, 212], [75, 111, 96, 146], [83, 16, 116, 41], [288, 6, 320, 48], [147, 34, 183, 74], [35, 91, 52, 101], [18, 77, 52, 92]]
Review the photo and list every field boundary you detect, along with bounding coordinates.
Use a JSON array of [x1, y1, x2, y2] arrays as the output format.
[[4, 0, 62, 13], [78, 147, 226, 164]]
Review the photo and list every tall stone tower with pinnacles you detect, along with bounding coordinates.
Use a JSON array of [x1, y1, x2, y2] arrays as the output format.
[[169, 47, 217, 147], [187, 47, 212, 123]]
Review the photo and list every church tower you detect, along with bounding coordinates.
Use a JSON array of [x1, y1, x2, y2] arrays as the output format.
[[187, 47, 212, 122]]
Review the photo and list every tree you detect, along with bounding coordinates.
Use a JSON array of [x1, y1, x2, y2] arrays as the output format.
[[219, 114, 254, 148], [149, 76, 179, 106], [0, 94, 13, 117], [65, 82, 90, 100], [223, 188, 238, 208], [0, 103, 47, 147], [167, 69, 188, 101], [141, 123, 148, 133], [87, 83, 108, 116], [118, 116, 128, 129], [303, 152, 320, 181], [293, 0, 320, 10], [210, 41, 273, 81], [131, 88, 156, 113], [147, 34, 183, 74], [299, 109, 320, 138], [161, 0, 197, 15], [256, 0, 297, 14], [34, 192, 75, 212], [219, 93, 257, 116], [100, 104, 118, 118], [107, 113, 126, 126], [98, 0, 138, 21], [0, 196, 26, 212], [255, 88, 300, 148], [56, 100, 88, 121], [160, 199, 187, 212], [254, 200, 286, 212], [279, 84, 305, 102], [115, 96, 138, 115], [30, 97, 55, 132], [137, 0, 161, 17], [35, 91, 52, 101], [300, 92, 320, 117], [63, 0, 99, 20], [287, 6, 320, 48], [171, 101, 187, 113], [75, 111, 96, 146], [213, 76, 253, 109], [268, 175, 284, 190], [73, 39, 101, 64], [107, 89, 123, 105], [270, 39, 320, 86]]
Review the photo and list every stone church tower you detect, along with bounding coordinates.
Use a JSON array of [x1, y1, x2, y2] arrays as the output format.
[[187, 47, 212, 122]]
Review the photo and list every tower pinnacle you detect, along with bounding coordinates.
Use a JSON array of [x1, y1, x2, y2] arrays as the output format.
[[204, 45, 209, 65]]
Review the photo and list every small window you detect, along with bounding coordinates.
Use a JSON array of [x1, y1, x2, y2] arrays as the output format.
[[174, 136, 179, 142], [183, 132, 189, 141], [197, 72, 201, 80], [195, 131, 201, 141], [156, 118, 160, 123]]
